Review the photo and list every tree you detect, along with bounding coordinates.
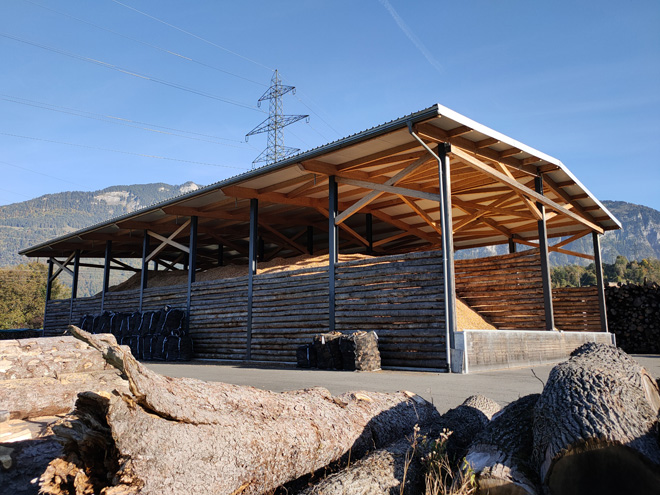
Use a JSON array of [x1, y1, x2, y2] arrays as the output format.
[[0, 262, 66, 329]]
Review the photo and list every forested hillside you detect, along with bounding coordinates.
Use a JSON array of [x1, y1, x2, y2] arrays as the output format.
[[1, 181, 659, 297], [0, 182, 200, 268]]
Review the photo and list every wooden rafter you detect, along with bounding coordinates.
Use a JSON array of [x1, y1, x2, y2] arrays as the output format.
[[450, 147, 604, 234], [552, 230, 592, 249], [146, 220, 191, 262], [331, 154, 433, 226], [396, 195, 443, 236], [373, 231, 411, 247], [258, 222, 306, 254], [514, 238, 595, 261]]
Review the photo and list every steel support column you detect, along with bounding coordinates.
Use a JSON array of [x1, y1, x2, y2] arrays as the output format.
[[509, 238, 517, 254], [186, 216, 198, 330], [218, 243, 224, 266], [438, 144, 457, 372], [329, 176, 338, 333], [139, 231, 149, 312], [366, 213, 373, 255], [101, 241, 112, 313], [68, 250, 80, 324], [593, 232, 609, 333], [45, 257, 54, 302], [535, 176, 555, 330], [247, 199, 258, 360], [307, 226, 314, 255]]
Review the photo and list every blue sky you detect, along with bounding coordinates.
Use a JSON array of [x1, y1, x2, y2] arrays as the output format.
[[1, 0, 659, 210]]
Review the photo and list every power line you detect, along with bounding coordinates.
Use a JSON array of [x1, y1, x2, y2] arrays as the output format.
[[0, 94, 258, 149], [22, 0, 268, 88], [0, 159, 84, 187], [0, 32, 265, 113], [109, 0, 274, 72], [0, 131, 250, 170]]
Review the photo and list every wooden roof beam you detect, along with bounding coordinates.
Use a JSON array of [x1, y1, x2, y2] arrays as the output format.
[[415, 122, 540, 176], [396, 195, 443, 236], [451, 147, 603, 234]]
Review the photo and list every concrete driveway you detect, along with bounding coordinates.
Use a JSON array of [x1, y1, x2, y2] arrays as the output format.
[[147, 354, 660, 413]]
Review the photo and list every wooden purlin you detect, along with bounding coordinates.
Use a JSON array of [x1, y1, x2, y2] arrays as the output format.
[[450, 147, 604, 234], [397, 195, 443, 236]]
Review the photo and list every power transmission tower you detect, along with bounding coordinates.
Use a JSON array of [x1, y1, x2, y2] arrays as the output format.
[[246, 70, 308, 168]]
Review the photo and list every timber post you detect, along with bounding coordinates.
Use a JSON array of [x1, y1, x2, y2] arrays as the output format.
[[101, 240, 112, 313], [186, 216, 198, 331], [139, 231, 149, 313], [592, 232, 609, 333], [246, 199, 258, 360], [68, 250, 80, 325], [329, 176, 338, 333], [438, 144, 458, 372], [535, 176, 555, 330]]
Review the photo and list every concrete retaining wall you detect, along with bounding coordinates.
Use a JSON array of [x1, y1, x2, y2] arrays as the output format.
[[454, 329, 615, 373]]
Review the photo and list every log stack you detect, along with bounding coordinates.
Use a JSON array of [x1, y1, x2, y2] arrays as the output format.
[[606, 282, 660, 353], [0, 336, 128, 420]]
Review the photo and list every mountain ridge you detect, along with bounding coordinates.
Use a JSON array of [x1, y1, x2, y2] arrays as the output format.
[[2, 183, 659, 292]]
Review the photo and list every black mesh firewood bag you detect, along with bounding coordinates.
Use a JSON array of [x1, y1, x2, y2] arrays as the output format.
[[339, 331, 381, 371], [296, 344, 317, 368], [313, 332, 343, 370]]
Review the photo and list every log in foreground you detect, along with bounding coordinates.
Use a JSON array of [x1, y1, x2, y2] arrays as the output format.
[[0, 336, 128, 420], [465, 394, 541, 495], [299, 394, 501, 495], [40, 327, 439, 495], [533, 342, 660, 495]]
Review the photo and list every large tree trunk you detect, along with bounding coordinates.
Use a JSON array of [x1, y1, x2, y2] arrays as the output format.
[[533, 342, 660, 495], [0, 336, 128, 419], [465, 394, 541, 495], [534, 343, 660, 495], [298, 394, 501, 495], [39, 328, 439, 495]]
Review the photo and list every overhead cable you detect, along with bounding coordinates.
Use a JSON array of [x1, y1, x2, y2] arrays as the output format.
[[0, 131, 250, 170], [22, 0, 267, 87], [0, 32, 265, 113]]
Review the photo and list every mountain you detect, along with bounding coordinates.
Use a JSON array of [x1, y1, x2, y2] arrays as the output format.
[[0, 182, 201, 295], [1, 182, 659, 294]]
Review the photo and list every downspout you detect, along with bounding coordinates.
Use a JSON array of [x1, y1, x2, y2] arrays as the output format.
[[408, 122, 457, 372]]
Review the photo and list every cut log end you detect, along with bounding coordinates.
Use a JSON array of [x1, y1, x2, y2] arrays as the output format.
[[548, 444, 660, 495]]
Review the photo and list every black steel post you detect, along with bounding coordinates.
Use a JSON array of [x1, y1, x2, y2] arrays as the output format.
[[508, 238, 517, 254], [307, 226, 314, 255], [592, 232, 609, 333], [69, 250, 80, 324], [101, 240, 112, 312], [45, 257, 54, 302], [247, 199, 258, 360], [218, 243, 224, 266], [139, 230, 149, 312], [329, 176, 338, 333], [186, 216, 198, 331], [535, 176, 555, 330], [366, 213, 373, 255], [258, 236, 265, 262]]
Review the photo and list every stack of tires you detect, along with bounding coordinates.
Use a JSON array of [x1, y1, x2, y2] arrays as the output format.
[[78, 306, 192, 361], [297, 331, 380, 371]]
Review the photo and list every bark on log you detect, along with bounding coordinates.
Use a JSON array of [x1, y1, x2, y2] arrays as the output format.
[[0, 336, 129, 420], [533, 342, 660, 495], [0, 436, 63, 495], [0, 370, 128, 420], [465, 394, 541, 495], [40, 327, 439, 495], [299, 395, 501, 495]]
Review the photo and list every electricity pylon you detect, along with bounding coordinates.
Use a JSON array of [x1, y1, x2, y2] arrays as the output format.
[[246, 70, 308, 167]]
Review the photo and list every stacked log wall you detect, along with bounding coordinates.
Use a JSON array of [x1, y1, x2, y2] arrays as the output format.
[[606, 283, 660, 353], [553, 286, 601, 332], [454, 249, 546, 330], [251, 267, 328, 363], [455, 250, 602, 332], [335, 250, 446, 369]]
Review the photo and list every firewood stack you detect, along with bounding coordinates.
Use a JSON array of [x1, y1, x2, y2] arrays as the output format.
[[606, 283, 660, 353], [298, 331, 381, 371]]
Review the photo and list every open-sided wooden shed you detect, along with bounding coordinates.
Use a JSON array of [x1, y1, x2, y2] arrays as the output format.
[[20, 104, 620, 372]]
